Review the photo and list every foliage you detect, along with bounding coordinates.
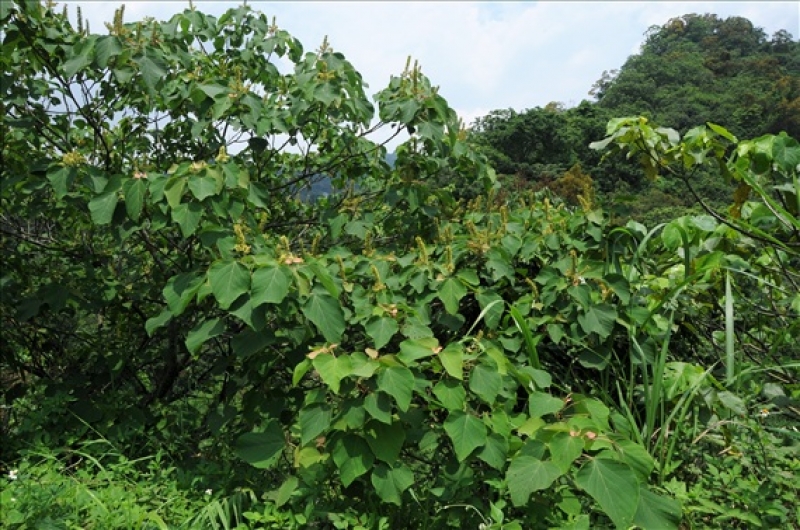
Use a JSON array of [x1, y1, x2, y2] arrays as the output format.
[[2, 2, 798, 529], [469, 14, 799, 223]]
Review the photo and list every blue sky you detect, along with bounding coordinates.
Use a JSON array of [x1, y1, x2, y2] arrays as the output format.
[[65, 1, 799, 135]]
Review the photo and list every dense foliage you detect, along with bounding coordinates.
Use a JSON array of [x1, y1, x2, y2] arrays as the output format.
[[470, 14, 800, 225], [2, 2, 798, 529]]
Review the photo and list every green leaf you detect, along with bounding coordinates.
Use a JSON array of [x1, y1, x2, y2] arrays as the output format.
[[273, 476, 298, 507], [299, 404, 332, 445], [171, 202, 203, 237], [134, 51, 169, 95], [234, 423, 285, 469], [365, 420, 406, 464], [396, 337, 439, 365], [88, 191, 118, 225], [208, 260, 251, 310], [439, 342, 464, 380], [122, 177, 147, 221], [302, 293, 345, 343], [476, 291, 504, 330], [47, 166, 73, 199], [438, 277, 467, 314], [251, 266, 292, 306], [185, 317, 225, 354], [312, 354, 352, 394], [478, 433, 508, 470], [444, 410, 487, 462], [633, 487, 682, 530], [577, 304, 617, 339], [371, 463, 414, 506], [145, 308, 172, 336], [231, 329, 274, 358], [615, 439, 655, 481], [575, 459, 639, 529], [164, 176, 186, 208], [63, 44, 94, 78], [332, 435, 374, 487], [433, 379, 466, 410], [377, 366, 415, 412], [364, 392, 393, 424], [365, 317, 399, 350], [469, 363, 502, 405], [528, 391, 565, 418], [507, 456, 563, 507], [548, 432, 585, 473], [187, 175, 220, 201], [95, 36, 122, 69]]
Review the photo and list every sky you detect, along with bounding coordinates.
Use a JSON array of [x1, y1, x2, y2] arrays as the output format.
[[63, 1, 799, 142]]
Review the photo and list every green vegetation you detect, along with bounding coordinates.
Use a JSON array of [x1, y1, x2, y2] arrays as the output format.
[[2, 3, 798, 529], [471, 13, 800, 225]]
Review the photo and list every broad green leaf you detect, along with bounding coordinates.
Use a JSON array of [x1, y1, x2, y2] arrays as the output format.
[[298, 404, 332, 445], [302, 293, 345, 343], [312, 354, 352, 394], [163, 176, 186, 208], [602, 274, 630, 305], [528, 391, 565, 418], [208, 260, 251, 309], [365, 317, 399, 350], [575, 459, 639, 529], [396, 337, 439, 365], [251, 266, 292, 306], [633, 486, 682, 530], [371, 463, 414, 506], [444, 410, 487, 462], [439, 342, 464, 380], [577, 304, 617, 339], [438, 277, 467, 314], [377, 366, 415, 412], [433, 379, 466, 410], [365, 420, 406, 464], [307, 260, 341, 298], [469, 363, 502, 405], [614, 439, 655, 480], [716, 390, 747, 416], [507, 456, 562, 507], [273, 476, 298, 507], [476, 291, 504, 330], [88, 191, 118, 225], [122, 177, 147, 221], [134, 51, 169, 94], [548, 432, 585, 473], [234, 423, 285, 469], [171, 202, 203, 237], [477, 433, 508, 470], [145, 308, 172, 336], [187, 175, 220, 201], [47, 166, 73, 199], [185, 317, 225, 354], [332, 435, 374, 487], [231, 329, 274, 358], [364, 392, 393, 424], [95, 36, 122, 69], [63, 43, 94, 78]]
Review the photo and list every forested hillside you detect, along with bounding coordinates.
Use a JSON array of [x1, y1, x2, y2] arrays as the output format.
[[2, 4, 798, 529], [470, 13, 800, 224]]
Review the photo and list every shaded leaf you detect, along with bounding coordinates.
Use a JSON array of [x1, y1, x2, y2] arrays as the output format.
[[208, 260, 251, 310], [302, 293, 345, 343], [507, 456, 562, 507], [575, 459, 639, 529], [444, 410, 487, 462], [235, 423, 285, 469]]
